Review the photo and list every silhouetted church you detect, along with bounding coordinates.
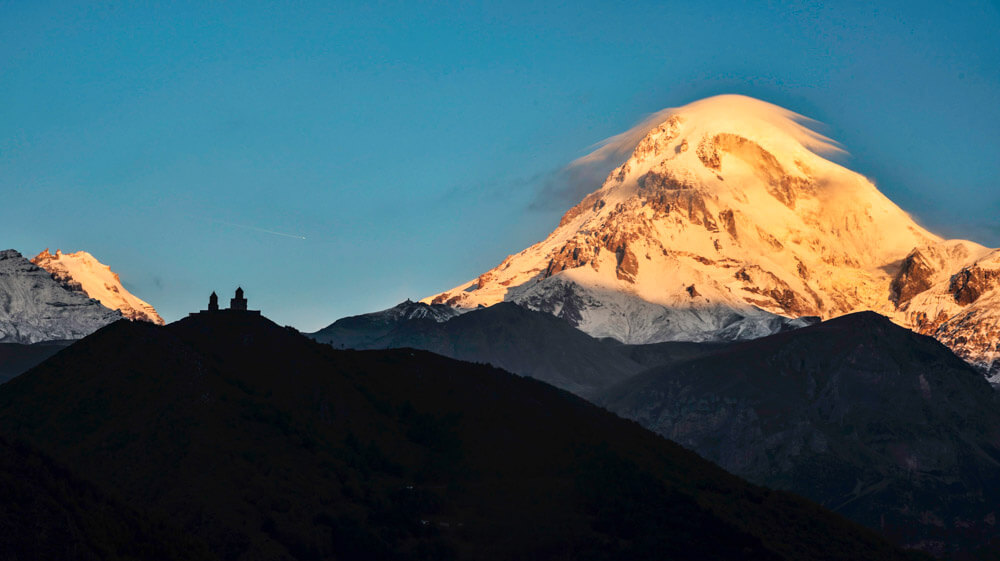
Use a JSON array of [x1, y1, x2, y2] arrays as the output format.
[[192, 288, 260, 316], [231, 287, 248, 311]]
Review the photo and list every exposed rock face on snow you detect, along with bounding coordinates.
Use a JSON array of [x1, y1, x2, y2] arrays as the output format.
[[423, 95, 999, 374], [0, 250, 122, 344], [893, 242, 1000, 381], [31, 249, 164, 325]]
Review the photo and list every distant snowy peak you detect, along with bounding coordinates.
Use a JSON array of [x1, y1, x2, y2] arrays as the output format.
[[309, 300, 462, 349], [426, 95, 936, 340], [31, 249, 164, 325], [422, 94, 999, 375], [380, 299, 464, 323], [0, 249, 121, 344]]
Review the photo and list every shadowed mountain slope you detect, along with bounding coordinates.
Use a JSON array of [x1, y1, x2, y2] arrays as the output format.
[[311, 299, 461, 349], [311, 301, 742, 397], [601, 312, 1000, 557], [0, 433, 213, 560], [0, 312, 925, 561], [0, 340, 70, 384], [312, 302, 650, 396]]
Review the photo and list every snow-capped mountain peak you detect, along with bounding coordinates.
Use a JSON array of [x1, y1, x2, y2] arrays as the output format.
[[558, 94, 940, 274], [31, 249, 164, 325], [422, 95, 1000, 375], [0, 249, 122, 343]]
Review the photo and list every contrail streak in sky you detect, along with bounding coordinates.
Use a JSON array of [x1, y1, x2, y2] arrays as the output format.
[[216, 220, 307, 240]]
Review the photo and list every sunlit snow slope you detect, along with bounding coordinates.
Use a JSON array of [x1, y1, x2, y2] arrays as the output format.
[[32, 249, 164, 325], [424, 95, 1000, 376]]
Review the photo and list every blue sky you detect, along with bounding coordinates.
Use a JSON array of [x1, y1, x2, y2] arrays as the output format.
[[2, 1, 998, 330]]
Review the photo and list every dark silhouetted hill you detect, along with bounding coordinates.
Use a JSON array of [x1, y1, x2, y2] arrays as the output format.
[[0, 340, 70, 384], [0, 432, 213, 560], [0, 313, 926, 561], [601, 311, 1000, 558]]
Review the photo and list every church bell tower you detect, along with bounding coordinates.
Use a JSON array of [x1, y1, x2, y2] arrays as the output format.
[[230, 287, 248, 311]]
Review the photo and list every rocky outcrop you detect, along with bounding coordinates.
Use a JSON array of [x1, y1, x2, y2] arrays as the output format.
[[697, 132, 815, 209], [890, 249, 935, 305], [735, 265, 820, 317], [889, 244, 1000, 379], [544, 239, 599, 278], [557, 190, 605, 228], [629, 115, 683, 165], [948, 264, 1000, 305], [696, 135, 722, 170], [932, 309, 1000, 380], [615, 246, 639, 282], [637, 171, 718, 230], [718, 208, 738, 239]]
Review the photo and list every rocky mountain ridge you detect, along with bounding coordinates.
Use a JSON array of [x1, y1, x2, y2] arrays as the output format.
[[0, 249, 121, 344], [32, 249, 163, 325]]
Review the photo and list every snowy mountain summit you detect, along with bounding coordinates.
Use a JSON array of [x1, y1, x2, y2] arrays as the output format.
[[31, 249, 164, 325], [0, 249, 122, 343], [424, 95, 1000, 376]]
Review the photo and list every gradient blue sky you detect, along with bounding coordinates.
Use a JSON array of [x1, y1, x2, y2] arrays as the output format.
[[2, 1, 999, 330]]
